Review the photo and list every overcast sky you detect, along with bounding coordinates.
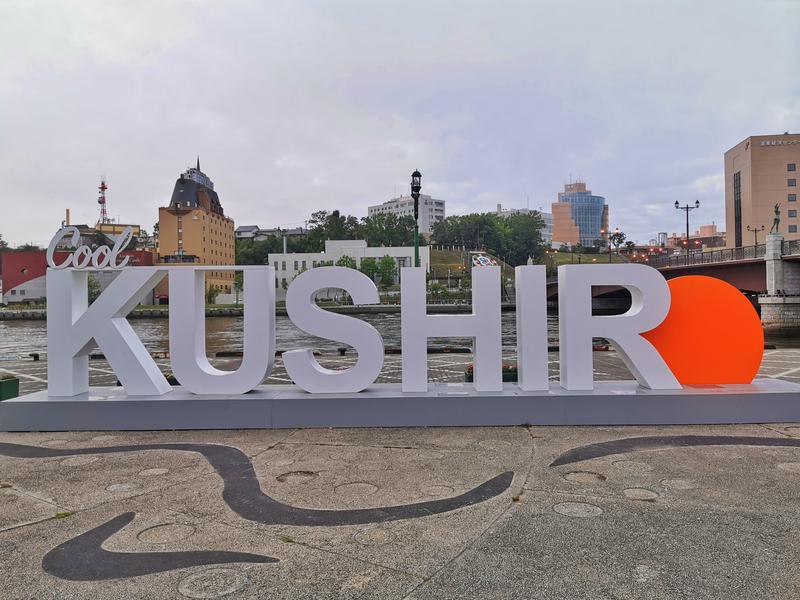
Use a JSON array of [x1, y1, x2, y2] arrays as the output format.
[[1, 0, 798, 247]]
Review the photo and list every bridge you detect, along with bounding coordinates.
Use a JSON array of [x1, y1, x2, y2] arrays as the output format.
[[645, 239, 800, 294], [543, 235, 800, 332]]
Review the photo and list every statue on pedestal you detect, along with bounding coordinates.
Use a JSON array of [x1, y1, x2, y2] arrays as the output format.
[[771, 203, 781, 234]]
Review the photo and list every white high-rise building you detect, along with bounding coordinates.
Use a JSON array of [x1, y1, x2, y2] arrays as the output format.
[[367, 194, 445, 235]]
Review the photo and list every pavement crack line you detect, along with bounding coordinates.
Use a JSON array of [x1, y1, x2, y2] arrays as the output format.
[[397, 428, 535, 600]]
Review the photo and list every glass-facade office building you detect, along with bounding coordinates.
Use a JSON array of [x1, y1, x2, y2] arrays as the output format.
[[551, 182, 609, 247]]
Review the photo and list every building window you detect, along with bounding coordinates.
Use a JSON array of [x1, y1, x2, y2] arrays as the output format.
[[790, 225, 798, 233], [790, 179, 797, 187], [790, 210, 798, 218], [293, 260, 298, 271], [733, 171, 742, 248], [273, 261, 278, 270], [790, 194, 797, 202], [281, 261, 286, 271], [789, 163, 797, 172]]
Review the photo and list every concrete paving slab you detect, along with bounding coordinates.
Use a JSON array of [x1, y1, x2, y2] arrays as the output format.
[[528, 425, 800, 516], [404, 490, 800, 600], [3, 424, 800, 598], [0, 497, 421, 600]]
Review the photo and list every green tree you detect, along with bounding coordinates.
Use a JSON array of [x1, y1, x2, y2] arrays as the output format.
[[359, 257, 379, 280], [608, 230, 626, 255], [235, 236, 283, 265], [14, 243, 43, 252], [233, 272, 244, 304], [87, 274, 102, 304], [335, 254, 357, 269], [377, 255, 397, 288], [431, 212, 543, 266], [429, 282, 446, 298], [205, 284, 220, 305], [0, 234, 8, 251], [503, 212, 545, 265], [624, 240, 636, 254], [305, 210, 362, 251]]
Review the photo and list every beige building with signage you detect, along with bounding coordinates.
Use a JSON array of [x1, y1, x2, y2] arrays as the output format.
[[156, 161, 235, 301], [725, 133, 800, 247]]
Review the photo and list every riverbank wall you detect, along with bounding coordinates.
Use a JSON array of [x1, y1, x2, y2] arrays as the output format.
[[0, 303, 520, 321]]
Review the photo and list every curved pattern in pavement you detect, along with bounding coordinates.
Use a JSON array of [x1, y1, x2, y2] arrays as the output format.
[[42, 512, 276, 581], [549, 435, 800, 467], [0, 442, 513, 526]]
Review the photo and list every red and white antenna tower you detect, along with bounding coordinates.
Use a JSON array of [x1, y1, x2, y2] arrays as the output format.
[[98, 177, 109, 223]]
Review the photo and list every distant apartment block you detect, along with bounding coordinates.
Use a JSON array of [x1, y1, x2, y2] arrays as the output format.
[[551, 182, 609, 247], [495, 203, 553, 245], [665, 223, 726, 250], [235, 225, 309, 241], [269, 239, 430, 291], [725, 133, 800, 247], [367, 194, 445, 235]]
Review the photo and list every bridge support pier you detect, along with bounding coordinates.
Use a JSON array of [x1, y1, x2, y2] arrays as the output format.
[[760, 296, 800, 333], [759, 233, 800, 333]]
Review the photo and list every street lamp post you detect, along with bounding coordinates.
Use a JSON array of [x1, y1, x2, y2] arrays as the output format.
[[410, 170, 422, 268], [674, 199, 700, 265], [600, 228, 611, 262], [747, 224, 765, 247]]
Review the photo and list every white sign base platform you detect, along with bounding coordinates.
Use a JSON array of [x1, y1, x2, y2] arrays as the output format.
[[2, 379, 800, 431]]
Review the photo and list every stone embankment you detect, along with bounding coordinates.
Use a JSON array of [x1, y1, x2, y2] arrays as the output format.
[[0, 303, 519, 321]]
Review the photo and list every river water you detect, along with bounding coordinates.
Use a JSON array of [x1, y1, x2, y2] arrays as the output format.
[[1, 312, 797, 357]]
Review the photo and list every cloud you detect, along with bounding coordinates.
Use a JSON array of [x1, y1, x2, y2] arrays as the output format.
[[0, 0, 798, 246]]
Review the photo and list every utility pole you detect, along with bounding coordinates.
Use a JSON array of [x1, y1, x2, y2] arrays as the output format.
[[747, 224, 765, 247], [674, 200, 700, 266]]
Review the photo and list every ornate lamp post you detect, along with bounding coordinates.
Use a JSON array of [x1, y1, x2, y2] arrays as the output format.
[[747, 224, 765, 247], [674, 199, 700, 265], [411, 170, 422, 268]]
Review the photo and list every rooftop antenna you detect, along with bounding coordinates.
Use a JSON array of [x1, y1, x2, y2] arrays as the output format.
[[97, 177, 110, 223]]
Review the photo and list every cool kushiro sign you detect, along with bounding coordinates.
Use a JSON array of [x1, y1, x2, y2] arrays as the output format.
[[46, 262, 681, 396], [3, 226, 799, 431]]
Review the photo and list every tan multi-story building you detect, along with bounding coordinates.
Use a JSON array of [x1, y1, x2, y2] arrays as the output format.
[[551, 182, 609, 247], [725, 133, 800, 247], [156, 160, 235, 301]]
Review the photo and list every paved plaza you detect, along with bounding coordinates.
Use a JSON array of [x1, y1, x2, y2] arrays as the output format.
[[2, 349, 800, 598], [5, 346, 800, 396]]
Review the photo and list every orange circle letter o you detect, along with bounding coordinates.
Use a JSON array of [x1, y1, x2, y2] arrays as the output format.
[[642, 275, 763, 385]]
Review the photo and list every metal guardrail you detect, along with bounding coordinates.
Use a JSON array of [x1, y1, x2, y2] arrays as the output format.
[[783, 239, 800, 256], [648, 245, 766, 268], [648, 240, 800, 268]]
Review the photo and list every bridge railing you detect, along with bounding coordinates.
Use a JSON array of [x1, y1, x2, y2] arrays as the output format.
[[783, 239, 800, 256], [648, 244, 765, 268]]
